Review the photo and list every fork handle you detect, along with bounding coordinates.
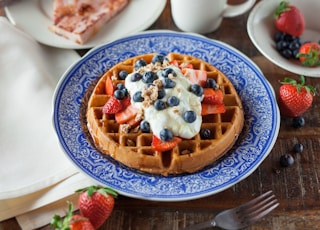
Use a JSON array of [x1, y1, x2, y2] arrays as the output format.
[[182, 220, 216, 230]]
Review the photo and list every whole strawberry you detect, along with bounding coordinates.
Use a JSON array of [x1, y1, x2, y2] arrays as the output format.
[[278, 76, 316, 117], [296, 42, 320, 67], [51, 202, 95, 230], [77, 185, 117, 229], [274, 1, 305, 37]]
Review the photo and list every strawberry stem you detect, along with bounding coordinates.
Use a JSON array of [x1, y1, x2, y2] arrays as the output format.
[[51, 201, 75, 230], [275, 1, 290, 18], [280, 76, 316, 95], [296, 47, 320, 67], [76, 185, 118, 198]]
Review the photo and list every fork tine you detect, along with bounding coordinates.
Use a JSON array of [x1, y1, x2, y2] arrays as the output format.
[[182, 191, 278, 230], [246, 201, 279, 224], [240, 192, 277, 214], [237, 190, 274, 210], [237, 191, 279, 225]]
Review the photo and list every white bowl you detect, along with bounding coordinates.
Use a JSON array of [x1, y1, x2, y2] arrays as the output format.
[[247, 0, 320, 77]]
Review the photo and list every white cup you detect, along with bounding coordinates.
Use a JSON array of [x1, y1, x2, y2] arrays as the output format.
[[171, 0, 256, 34]]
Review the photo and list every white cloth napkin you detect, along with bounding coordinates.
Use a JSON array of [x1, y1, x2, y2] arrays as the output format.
[[0, 16, 80, 199], [0, 172, 95, 224], [0, 16, 96, 229]]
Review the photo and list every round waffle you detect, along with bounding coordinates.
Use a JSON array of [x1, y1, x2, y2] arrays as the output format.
[[86, 53, 244, 176]]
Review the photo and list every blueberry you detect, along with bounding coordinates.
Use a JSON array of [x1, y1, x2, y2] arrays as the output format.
[[116, 83, 128, 96], [132, 91, 144, 102], [114, 89, 125, 100], [280, 153, 294, 167], [183, 110, 197, 123], [152, 54, 168, 65], [190, 84, 204, 97], [281, 49, 293, 59], [131, 72, 142, 82], [167, 96, 179, 107], [205, 78, 217, 89], [118, 70, 128, 80], [284, 34, 295, 43], [160, 128, 173, 141], [116, 83, 126, 90], [200, 128, 211, 139], [162, 68, 177, 78], [134, 59, 147, 70], [162, 78, 176, 88], [292, 116, 305, 128], [293, 49, 300, 59], [294, 143, 303, 153], [142, 71, 158, 84], [140, 120, 151, 133], [276, 40, 288, 51], [274, 31, 285, 42], [289, 40, 301, 51], [154, 99, 166, 110], [274, 31, 302, 60], [157, 88, 166, 99]]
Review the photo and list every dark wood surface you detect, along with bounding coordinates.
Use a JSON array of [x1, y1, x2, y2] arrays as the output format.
[[2, 0, 320, 229]]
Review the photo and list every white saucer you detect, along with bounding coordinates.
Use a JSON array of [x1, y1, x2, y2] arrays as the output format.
[[247, 0, 320, 77], [5, 0, 166, 49]]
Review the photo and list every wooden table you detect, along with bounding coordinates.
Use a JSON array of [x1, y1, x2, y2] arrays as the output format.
[[2, 0, 320, 229]]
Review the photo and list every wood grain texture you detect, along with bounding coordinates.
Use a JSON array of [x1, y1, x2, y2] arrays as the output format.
[[2, 0, 320, 229]]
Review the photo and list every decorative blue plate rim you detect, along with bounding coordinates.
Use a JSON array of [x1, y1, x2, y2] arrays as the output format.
[[53, 30, 280, 201]]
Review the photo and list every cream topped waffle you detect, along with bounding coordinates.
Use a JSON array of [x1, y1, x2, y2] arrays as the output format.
[[86, 53, 244, 176]]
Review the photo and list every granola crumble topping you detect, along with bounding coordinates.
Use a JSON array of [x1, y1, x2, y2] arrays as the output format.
[[141, 84, 159, 108], [119, 124, 131, 134]]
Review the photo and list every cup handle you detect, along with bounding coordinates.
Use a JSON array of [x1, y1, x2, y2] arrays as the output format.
[[223, 0, 256, 17]]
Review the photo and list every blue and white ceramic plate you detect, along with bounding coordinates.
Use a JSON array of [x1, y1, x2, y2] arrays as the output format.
[[53, 31, 280, 201]]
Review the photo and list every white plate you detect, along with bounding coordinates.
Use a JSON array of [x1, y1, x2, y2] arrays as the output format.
[[247, 0, 320, 77], [53, 30, 280, 201], [5, 0, 166, 49]]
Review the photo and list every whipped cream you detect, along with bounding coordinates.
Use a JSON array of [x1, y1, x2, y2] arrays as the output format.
[[125, 61, 202, 140]]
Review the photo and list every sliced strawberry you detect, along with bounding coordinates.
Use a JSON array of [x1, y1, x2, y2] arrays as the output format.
[[152, 135, 182, 152], [126, 116, 141, 127], [179, 63, 193, 69], [169, 60, 179, 67], [105, 75, 114, 96], [102, 97, 122, 114], [115, 104, 138, 124], [182, 68, 207, 87], [202, 88, 224, 104], [201, 103, 226, 115], [119, 96, 131, 109]]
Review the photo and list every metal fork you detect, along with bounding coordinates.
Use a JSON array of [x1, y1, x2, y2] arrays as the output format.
[[182, 190, 279, 230]]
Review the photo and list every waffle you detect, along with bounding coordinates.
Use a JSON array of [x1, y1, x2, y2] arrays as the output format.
[[86, 53, 244, 176]]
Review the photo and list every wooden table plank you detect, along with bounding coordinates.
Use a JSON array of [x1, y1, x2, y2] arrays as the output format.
[[2, 0, 320, 229]]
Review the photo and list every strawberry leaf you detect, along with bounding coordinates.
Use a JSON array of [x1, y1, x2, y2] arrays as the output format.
[[76, 185, 118, 198], [280, 76, 317, 95], [275, 1, 290, 18], [51, 202, 75, 230]]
